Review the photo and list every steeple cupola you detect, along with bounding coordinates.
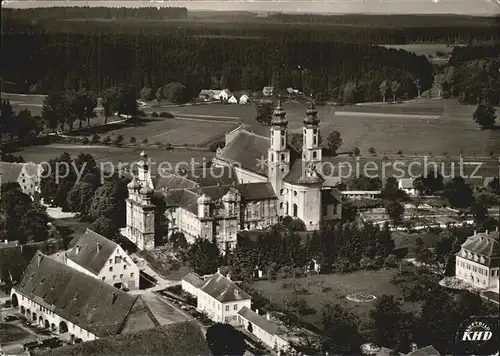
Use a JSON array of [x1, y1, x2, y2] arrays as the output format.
[[303, 98, 320, 126], [127, 176, 140, 191], [270, 96, 288, 127], [267, 96, 291, 196], [302, 94, 322, 165]]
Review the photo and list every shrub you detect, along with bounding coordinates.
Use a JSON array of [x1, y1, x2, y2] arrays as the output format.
[[369, 147, 376, 156], [397, 150, 403, 156], [165, 143, 173, 150], [352, 147, 360, 156], [159, 112, 174, 118], [91, 134, 100, 143], [102, 136, 111, 145], [142, 138, 149, 145], [81, 137, 89, 144], [115, 135, 124, 145], [208, 140, 225, 152], [151, 112, 159, 118], [130, 136, 136, 144]]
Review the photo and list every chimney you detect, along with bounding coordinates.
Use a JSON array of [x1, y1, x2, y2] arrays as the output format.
[[227, 273, 231, 281], [111, 292, 118, 305], [486, 230, 489, 235], [255, 309, 259, 315], [217, 268, 221, 274], [97, 243, 102, 253], [75, 245, 81, 254], [411, 343, 418, 352], [37, 253, 42, 266], [266, 313, 270, 321], [474, 230, 477, 236], [3, 240, 7, 244]]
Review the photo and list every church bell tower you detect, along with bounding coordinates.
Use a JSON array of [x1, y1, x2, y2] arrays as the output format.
[[302, 95, 322, 167], [267, 96, 290, 195]]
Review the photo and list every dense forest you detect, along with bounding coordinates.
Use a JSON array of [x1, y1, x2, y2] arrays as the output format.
[[1, 32, 433, 100], [446, 43, 500, 104], [2, 6, 188, 21], [2, 9, 499, 44]]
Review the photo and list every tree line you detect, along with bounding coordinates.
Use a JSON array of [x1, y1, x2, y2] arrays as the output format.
[[442, 43, 500, 106], [2, 7, 187, 21], [2, 32, 434, 102], [3, 10, 499, 45], [184, 219, 396, 279], [1, 85, 139, 141]]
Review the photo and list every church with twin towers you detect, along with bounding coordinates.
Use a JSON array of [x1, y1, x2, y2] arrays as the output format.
[[123, 97, 343, 252]]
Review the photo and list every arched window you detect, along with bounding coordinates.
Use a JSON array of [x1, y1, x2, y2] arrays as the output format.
[[293, 204, 298, 217]]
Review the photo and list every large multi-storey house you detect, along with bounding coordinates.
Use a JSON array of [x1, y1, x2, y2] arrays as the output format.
[[181, 270, 251, 324], [122, 99, 343, 252], [455, 229, 499, 291], [60, 229, 140, 291], [0, 162, 42, 197]]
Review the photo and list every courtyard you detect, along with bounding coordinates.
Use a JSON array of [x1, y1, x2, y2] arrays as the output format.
[[249, 268, 422, 330]]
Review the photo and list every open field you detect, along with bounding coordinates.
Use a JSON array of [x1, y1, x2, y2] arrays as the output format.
[[6, 94, 500, 158], [91, 118, 237, 146], [14, 144, 215, 169], [381, 44, 463, 62], [249, 269, 421, 327], [172, 99, 500, 156]]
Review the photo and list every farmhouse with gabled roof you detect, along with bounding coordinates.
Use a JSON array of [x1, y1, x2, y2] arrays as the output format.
[[61, 229, 140, 291], [10, 253, 162, 343]]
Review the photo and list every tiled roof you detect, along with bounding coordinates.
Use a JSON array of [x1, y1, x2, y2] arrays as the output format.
[[66, 229, 118, 275], [238, 182, 277, 200], [216, 130, 271, 176], [0, 162, 40, 183], [15, 253, 139, 337], [322, 188, 342, 205], [181, 272, 204, 288], [461, 231, 499, 263], [237, 306, 285, 336], [0, 162, 23, 183], [165, 189, 199, 215], [200, 272, 251, 303], [407, 345, 441, 356], [283, 159, 325, 186], [37, 321, 212, 356], [154, 173, 197, 191], [159, 166, 238, 189]]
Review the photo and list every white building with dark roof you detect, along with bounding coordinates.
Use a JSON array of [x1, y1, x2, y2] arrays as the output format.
[[10, 253, 162, 343], [182, 270, 251, 324], [61, 229, 140, 291], [0, 162, 42, 197], [237, 307, 291, 353], [455, 229, 499, 291], [123, 99, 342, 252]]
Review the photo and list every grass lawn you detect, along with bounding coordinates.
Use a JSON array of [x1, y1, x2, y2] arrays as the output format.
[[381, 44, 461, 63], [14, 144, 215, 170], [51, 217, 94, 246], [84, 118, 237, 146], [0, 323, 33, 344], [249, 269, 422, 328], [167, 99, 500, 156]]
